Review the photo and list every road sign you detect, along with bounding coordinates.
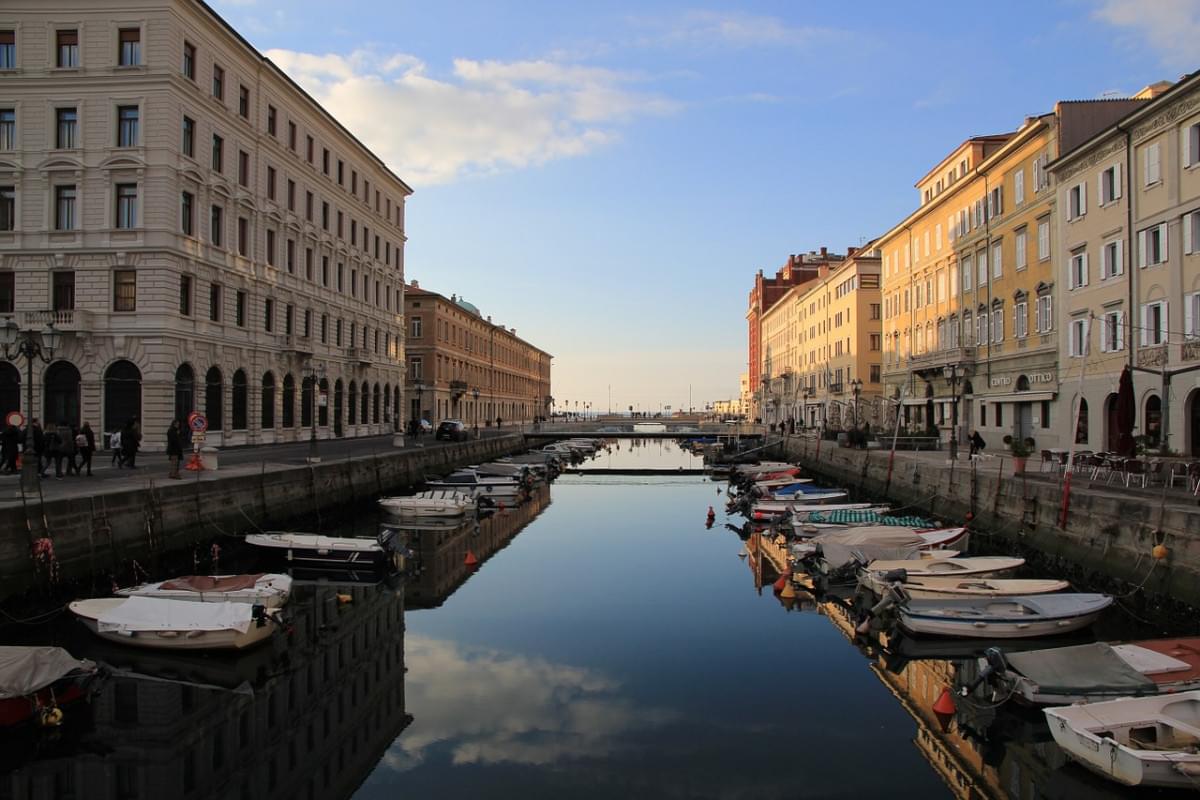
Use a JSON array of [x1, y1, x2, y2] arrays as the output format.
[[187, 412, 208, 433], [190, 431, 207, 444], [5, 411, 24, 428]]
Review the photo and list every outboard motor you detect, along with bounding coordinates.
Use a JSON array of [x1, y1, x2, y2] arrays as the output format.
[[959, 647, 1009, 697], [879, 568, 909, 584], [251, 603, 268, 628]]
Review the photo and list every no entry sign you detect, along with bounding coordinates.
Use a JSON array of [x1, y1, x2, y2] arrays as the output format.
[[5, 411, 24, 428], [187, 412, 208, 433]]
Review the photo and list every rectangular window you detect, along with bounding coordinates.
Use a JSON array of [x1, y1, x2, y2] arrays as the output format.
[[1186, 123, 1200, 169], [320, 314, 328, 343], [56, 108, 77, 149], [306, 135, 314, 163], [286, 239, 295, 274], [337, 160, 344, 184], [266, 166, 276, 200], [1069, 249, 1088, 289], [0, 109, 14, 150], [237, 217, 248, 256], [1069, 182, 1087, 220], [1101, 310, 1125, 352], [288, 120, 297, 150], [1141, 301, 1167, 346], [305, 248, 313, 280], [1014, 227, 1027, 270], [266, 229, 276, 265], [1037, 217, 1050, 260], [992, 241, 1003, 278], [303, 309, 311, 337], [411, 316, 422, 338], [0, 272, 13, 313], [994, 404, 1003, 427], [182, 115, 195, 157], [113, 270, 136, 311], [1188, 211, 1200, 254], [870, 303, 881, 319], [321, 256, 329, 286], [287, 179, 295, 211], [180, 191, 194, 235], [322, 148, 329, 175], [209, 283, 221, 321], [321, 201, 329, 230], [267, 105, 277, 136], [238, 150, 249, 186], [182, 41, 195, 79], [52, 272, 75, 311], [977, 250, 987, 286], [212, 134, 223, 172], [118, 28, 140, 66], [1014, 168, 1025, 206], [264, 298, 274, 332], [1014, 300, 1028, 339], [1145, 141, 1161, 185], [962, 255, 973, 292], [1103, 239, 1123, 279], [0, 30, 15, 70], [0, 186, 14, 231], [115, 183, 137, 228], [869, 333, 881, 350], [212, 65, 224, 100], [1139, 223, 1168, 267], [1100, 163, 1122, 205], [210, 205, 222, 246], [305, 191, 313, 221], [235, 290, 246, 327], [992, 306, 1004, 343], [239, 85, 250, 119], [56, 30, 78, 68], [117, 106, 139, 147], [55, 185, 76, 230], [179, 274, 192, 316], [285, 303, 294, 335], [1186, 292, 1200, 339]]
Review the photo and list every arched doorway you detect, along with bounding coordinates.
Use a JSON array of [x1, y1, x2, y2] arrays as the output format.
[[372, 383, 381, 424], [348, 381, 358, 425], [1145, 394, 1162, 448], [0, 362, 20, 422], [174, 364, 195, 424], [43, 361, 81, 428], [261, 372, 276, 430], [1104, 392, 1120, 451], [394, 386, 400, 425], [360, 383, 369, 425], [301, 376, 313, 428], [231, 369, 247, 430], [103, 360, 142, 435], [1189, 389, 1200, 457], [281, 374, 295, 428], [1014, 375, 1033, 442], [318, 378, 329, 427], [205, 366, 223, 430], [333, 379, 344, 436], [383, 382, 391, 425], [1074, 397, 1090, 445]]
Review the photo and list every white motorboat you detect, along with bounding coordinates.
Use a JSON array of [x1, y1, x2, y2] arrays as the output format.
[[749, 492, 850, 513], [748, 476, 813, 489], [426, 468, 528, 501], [69, 597, 278, 651], [115, 573, 293, 608], [859, 556, 1026, 593], [791, 527, 966, 575], [895, 592, 1111, 638], [754, 502, 883, 520], [732, 462, 796, 479], [1045, 692, 1200, 788], [877, 576, 1068, 600], [479, 461, 545, 479], [244, 531, 400, 570], [379, 490, 477, 518]]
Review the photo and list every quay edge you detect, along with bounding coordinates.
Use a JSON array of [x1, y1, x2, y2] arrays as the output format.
[[782, 438, 1200, 611], [0, 434, 527, 605]]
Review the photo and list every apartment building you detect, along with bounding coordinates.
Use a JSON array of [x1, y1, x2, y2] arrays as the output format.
[[0, 0, 410, 449], [1050, 75, 1200, 455], [758, 247, 882, 429], [404, 281, 552, 428]]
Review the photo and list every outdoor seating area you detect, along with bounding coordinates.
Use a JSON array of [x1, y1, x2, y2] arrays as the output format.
[[1037, 449, 1200, 495]]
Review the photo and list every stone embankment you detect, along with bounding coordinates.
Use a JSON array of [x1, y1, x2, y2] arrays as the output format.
[[0, 434, 526, 603], [784, 437, 1200, 611]]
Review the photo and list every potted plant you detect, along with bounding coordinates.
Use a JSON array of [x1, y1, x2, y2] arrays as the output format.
[[1003, 435, 1035, 474]]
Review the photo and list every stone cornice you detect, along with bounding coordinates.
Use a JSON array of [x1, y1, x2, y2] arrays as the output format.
[[1133, 85, 1200, 141], [1052, 137, 1125, 182]]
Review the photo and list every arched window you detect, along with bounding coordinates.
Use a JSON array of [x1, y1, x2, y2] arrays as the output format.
[[103, 360, 141, 434], [261, 372, 276, 430], [43, 361, 81, 428], [348, 381, 358, 425], [1074, 397, 1089, 444], [318, 378, 329, 427], [281, 374, 295, 428], [383, 383, 391, 423], [0, 362, 19, 423], [205, 366, 224, 429], [301, 376, 314, 428], [174, 363, 195, 423], [333, 379, 343, 436], [231, 369, 248, 430], [360, 382, 369, 424], [372, 383, 381, 424], [1146, 394, 1162, 446], [394, 386, 400, 421]]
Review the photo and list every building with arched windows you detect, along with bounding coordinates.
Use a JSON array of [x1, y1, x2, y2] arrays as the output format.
[[0, 0, 410, 450]]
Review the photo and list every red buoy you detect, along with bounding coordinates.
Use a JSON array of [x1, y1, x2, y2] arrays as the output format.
[[706, 506, 716, 521], [772, 574, 788, 593], [965, 511, 975, 522], [464, 550, 479, 567], [932, 687, 956, 716]]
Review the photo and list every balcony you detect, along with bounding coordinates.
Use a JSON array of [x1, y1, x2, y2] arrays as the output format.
[[907, 346, 977, 374], [21, 309, 93, 331], [347, 346, 372, 365], [282, 334, 312, 357], [1183, 341, 1200, 363], [449, 379, 468, 398], [1138, 345, 1167, 368], [829, 382, 845, 394]]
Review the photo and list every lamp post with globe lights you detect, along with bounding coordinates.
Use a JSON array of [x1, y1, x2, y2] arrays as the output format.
[[0, 317, 62, 494]]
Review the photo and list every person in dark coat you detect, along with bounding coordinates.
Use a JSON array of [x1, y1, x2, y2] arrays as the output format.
[[78, 421, 95, 476], [0, 423, 18, 473], [969, 430, 986, 458], [121, 416, 141, 468], [29, 419, 46, 477], [166, 419, 183, 479]]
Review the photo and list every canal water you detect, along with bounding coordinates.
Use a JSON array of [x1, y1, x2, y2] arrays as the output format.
[[1, 439, 1191, 798]]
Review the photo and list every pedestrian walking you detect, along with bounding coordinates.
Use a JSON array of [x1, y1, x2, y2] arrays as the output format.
[[969, 429, 986, 459], [121, 416, 141, 468], [0, 422, 18, 473], [166, 419, 183, 479], [496, 416, 502, 428], [29, 419, 46, 477], [110, 428, 124, 467], [63, 423, 79, 475], [46, 422, 66, 479], [78, 421, 95, 476]]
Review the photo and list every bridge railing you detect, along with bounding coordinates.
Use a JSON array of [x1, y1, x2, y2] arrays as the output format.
[[528, 422, 762, 436]]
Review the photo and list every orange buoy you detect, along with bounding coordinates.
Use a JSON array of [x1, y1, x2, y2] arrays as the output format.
[[1153, 543, 1169, 560], [772, 574, 788, 593], [464, 550, 479, 567], [932, 686, 956, 732]]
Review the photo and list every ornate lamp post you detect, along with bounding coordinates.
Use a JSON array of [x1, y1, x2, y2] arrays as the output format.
[[850, 378, 863, 427], [472, 387, 480, 436], [0, 317, 62, 494], [303, 359, 326, 464], [943, 364, 966, 460]]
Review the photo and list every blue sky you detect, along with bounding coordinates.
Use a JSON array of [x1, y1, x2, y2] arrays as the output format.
[[212, 0, 1197, 414]]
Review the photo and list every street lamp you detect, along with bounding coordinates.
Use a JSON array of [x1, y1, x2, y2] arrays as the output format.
[[303, 359, 326, 463], [0, 317, 62, 495], [943, 364, 966, 461], [850, 378, 863, 427], [472, 387, 480, 436]]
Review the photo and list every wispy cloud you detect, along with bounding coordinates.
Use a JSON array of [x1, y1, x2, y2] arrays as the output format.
[[631, 10, 837, 48], [265, 49, 678, 186], [1093, 0, 1200, 70]]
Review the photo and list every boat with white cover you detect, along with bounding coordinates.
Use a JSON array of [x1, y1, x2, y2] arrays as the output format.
[[379, 490, 476, 518], [0, 646, 97, 727], [859, 556, 1026, 593], [791, 527, 966, 576], [750, 492, 848, 512], [115, 573, 293, 608], [69, 596, 278, 651], [895, 592, 1111, 638], [426, 469, 528, 501], [732, 462, 795, 478], [872, 576, 1067, 600], [1045, 692, 1200, 788], [244, 531, 400, 570]]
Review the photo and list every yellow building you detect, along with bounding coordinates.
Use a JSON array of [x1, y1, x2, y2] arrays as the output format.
[[758, 247, 882, 429]]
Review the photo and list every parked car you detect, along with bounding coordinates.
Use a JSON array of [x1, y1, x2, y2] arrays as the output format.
[[418, 419, 433, 433], [436, 420, 469, 442]]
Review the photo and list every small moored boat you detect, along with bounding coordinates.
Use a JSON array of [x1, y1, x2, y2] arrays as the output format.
[[244, 531, 400, 570], [875, 575, 1068, 600], [859, 556, 1025, 593], [379, 490, 477, 518], [895, 592, 1111, 638], [0, 647, 97, 728], [69, 596, 277, 651], [115, 573, 293, 608]]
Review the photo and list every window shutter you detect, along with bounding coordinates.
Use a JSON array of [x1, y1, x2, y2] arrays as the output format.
[[1186, 212, 1194, 255], [1080, 182, 1087, 215], [1141, 305, 1149, 346], [1098, 173, 1105, 204], [1162, 302, 1169, 343], [1186, 293, 1196, 340], [1160, 223, 1169, 261], [1139, 230, 1148, 268], [1116, 311, 1124, 351], [1081, 252, 1088, 286], [1114, 162, 1122, 199], [1116, 239, 1124, 276]]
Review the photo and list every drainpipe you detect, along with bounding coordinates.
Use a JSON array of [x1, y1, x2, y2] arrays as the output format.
[[1117, 121, 1135, 370]]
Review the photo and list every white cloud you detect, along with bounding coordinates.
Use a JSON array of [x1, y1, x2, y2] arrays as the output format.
[[631, 10, 836, 48], [381, 635, 677, 771], [265, 48, 677, 186], [1093, 0, 1200, 69]]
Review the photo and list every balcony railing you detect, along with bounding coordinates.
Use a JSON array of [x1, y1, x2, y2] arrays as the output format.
[[907, 346, 977, 372], [282, 335, 312, 356], [449, 379, 468, 398], [829, 382, 844, 394], [21, 309, 92, 330], [1183, 341, 1200, 363], [347, 346, 372, 365], [1138, 345, 1167, 368]]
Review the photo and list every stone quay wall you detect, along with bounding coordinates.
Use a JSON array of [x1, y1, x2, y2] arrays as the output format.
[[782, 437, 1200, 611], [0, 435, 526, 603]]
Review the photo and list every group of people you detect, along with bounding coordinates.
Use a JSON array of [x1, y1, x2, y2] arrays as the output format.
[[0, 416, 143, 478]]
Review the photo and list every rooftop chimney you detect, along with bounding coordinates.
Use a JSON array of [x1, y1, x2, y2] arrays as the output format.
[[820, 246, 827, 258], [847, 246, 857, 256], [410, 279, 419, 288], [1133, 80, 1172, 100]]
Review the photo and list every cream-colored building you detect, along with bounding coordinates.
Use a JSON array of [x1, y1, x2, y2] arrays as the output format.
[[758, 247, 882, 429], [0, 0, 410, 449], [1050, 77, 1200, 455]]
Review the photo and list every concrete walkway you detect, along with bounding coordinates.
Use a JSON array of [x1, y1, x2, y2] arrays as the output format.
[[0, 427, 521, 507]]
